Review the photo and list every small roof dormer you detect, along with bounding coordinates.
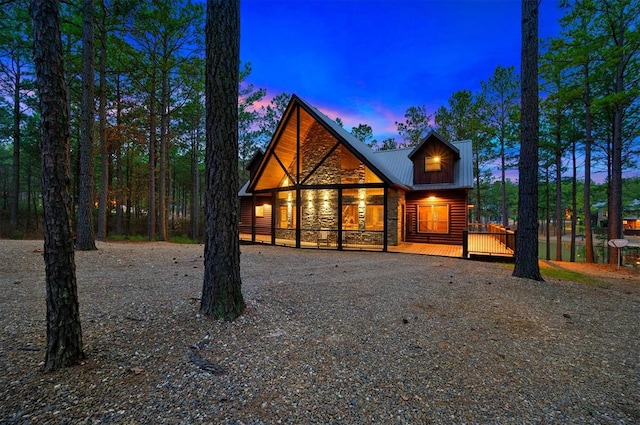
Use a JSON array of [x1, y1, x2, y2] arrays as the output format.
[[408, 131, 460, 186]]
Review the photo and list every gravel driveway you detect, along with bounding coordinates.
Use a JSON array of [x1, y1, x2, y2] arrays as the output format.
[[1, 240, 639, 424]]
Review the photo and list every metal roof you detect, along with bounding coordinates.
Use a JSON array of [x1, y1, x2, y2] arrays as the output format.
[[241, 95, 474, 194], [373, 140, 473, 190], [238, 180, 250, 197]]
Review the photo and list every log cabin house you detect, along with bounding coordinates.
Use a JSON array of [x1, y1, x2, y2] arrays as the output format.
[[239, 95, 473, 252]]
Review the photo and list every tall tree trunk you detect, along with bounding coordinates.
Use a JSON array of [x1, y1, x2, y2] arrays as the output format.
[[500, 129, 507, 228], [545, 164, 550, 261], [603, 2, 635, 266], [191, 127, 200, 240], [97, 4, 108, 241], [125, 138, 132, 237], [31, 0, 84, 371], [583, 62, 595, 263], [201, 0, 245, 320], [26, 157, 32, 230], [11, 58, 21, 228], [608, 57, 624, 265], [554, 119, 562, 262], [76, 0, 97, 251], [147, 72, 157, 241], [609, 111, 623, 265], [513, 0, 542, 280], [158, 62, 169, 241], [64, 34, 76, 214], [570, 139, 576, 262], [115, 73, 123, 235]]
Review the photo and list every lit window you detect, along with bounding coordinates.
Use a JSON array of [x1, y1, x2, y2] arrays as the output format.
[[342, 205, 358, 229], [278, 206, 296, 229], [418, 204, 449, 233], [425, 156, 441, 172], [365, 205, 384, 230], [278, 191, 296, 229], [255, 205, 264, 217]]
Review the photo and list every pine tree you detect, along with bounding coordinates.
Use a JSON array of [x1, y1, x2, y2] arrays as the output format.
[[31, 0, 85, 371], [513, 0, 543, 281], [76, 0, 97, 250], [201, 0, 245, 320]]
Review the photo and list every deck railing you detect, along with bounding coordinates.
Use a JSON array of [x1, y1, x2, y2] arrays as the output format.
[[463, 223, 516, 258]]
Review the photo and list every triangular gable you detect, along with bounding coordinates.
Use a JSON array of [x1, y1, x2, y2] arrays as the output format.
[[248, 95, 404, 193], [296, 96, 405, 186], [408, 130, 461, 161]]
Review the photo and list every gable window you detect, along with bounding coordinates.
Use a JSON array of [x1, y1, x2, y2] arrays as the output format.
[[425, 156, 441, 172], [418, 204, 449, 233], [255, 205, 264, 218]]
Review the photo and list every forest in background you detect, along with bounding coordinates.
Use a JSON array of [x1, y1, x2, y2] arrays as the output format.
[[0, 0, 638, 257]]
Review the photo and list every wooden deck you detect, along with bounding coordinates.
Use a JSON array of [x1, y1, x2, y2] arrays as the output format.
[[388, 243, 462, 257], [240, 232, 514, 259], [389, 234, 513, 258]]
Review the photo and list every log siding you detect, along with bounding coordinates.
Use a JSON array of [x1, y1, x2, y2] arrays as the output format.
[[405, 190, 468, 245]]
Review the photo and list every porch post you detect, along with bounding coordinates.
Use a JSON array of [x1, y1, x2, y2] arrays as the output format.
[[383, 187, 388, 252], [337, 188, 343, 250], [271, 191, 276, 245], [295, 105, 301, 249], [251, 195, 256, 242], [462, 229, 468, 259], [295, 187, 301, 248]]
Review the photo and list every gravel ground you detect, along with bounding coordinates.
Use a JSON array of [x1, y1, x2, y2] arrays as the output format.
[[1, 240, 639, 424]]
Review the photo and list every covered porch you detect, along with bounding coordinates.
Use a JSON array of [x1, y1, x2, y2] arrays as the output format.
[[239, 228, 386, 251], [240, 225, 515, 259]]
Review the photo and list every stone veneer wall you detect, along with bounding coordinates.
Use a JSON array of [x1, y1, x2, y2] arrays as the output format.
[[297, 122, 365, 235], [386, 188, 404, 246], [398, 190, 406, 244], [301, 190, 338, 242], [273, 120, 392, 249], [301, 123, 365, 187]]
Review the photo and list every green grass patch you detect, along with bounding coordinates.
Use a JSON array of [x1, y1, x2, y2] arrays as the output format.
[[540, 266, 607, 286], [168, 235, 198, 244]]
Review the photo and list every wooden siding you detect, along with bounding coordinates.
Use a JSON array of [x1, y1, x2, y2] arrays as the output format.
[[239, 196, 272, 235], [411, 139, 456, 185], [405, 190, 467, 245]]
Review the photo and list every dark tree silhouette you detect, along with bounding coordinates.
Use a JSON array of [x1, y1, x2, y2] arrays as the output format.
[[76, 0, 97, 250], [200, 0, 245, 320], [31, 0, 85, 371], [513, 0, 543, 281]]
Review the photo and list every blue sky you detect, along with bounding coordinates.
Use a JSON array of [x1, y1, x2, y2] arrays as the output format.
[[240, 0, 565, 142]]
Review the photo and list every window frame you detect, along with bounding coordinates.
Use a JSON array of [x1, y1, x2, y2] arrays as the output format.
[[365, 204, 384, 231], [425, 156, 442, 172], [417, 204, 449, 233], [342, 204, 358, 229]]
